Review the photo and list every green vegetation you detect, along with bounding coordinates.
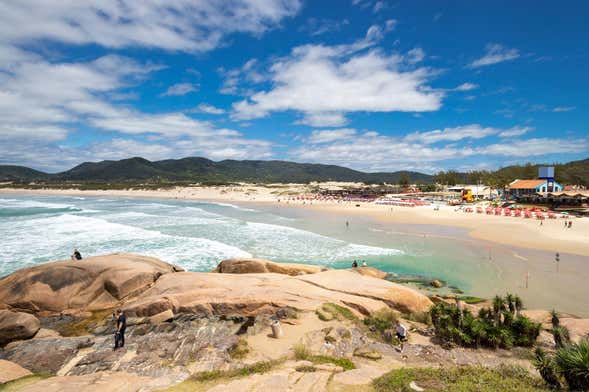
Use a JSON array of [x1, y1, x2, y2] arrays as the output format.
[[228, 338, 249, 360], [55, 309, 113, 336], [0, 157, 433, 184], [435, 158, 589, 187], [364, 308, 398, 333], [430, 294, 541, 349], [319, 303, 358, 322], [191, 360, 277, 382], [0, 374, 53, 392], [534, 309, 589, 390], [293, 343, 355, 370], [458, 295, 485, 305], [373, 365, 548, 392]]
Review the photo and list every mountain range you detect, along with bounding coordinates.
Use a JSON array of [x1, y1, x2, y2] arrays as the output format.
[[0, 157, 433, 184], [1, 157, 587, 185]]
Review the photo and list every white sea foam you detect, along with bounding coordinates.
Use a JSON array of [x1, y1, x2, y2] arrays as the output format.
[[0, 196, 403, 276], [209, 202, 259, 212]]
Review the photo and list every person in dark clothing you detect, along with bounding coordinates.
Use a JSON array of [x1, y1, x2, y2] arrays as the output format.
[[114, 309, 127, 349], [352, 260, 358, 268], [71, 249, 82, 261]]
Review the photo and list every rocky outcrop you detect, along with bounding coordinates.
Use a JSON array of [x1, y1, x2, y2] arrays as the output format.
[[214, 258, 328, 275], [298, 270, 433, 314], [123, 269, 432, 318], [0, 335, 95, 374], [350, 266, 388, 279], [0, 359, 32, 384], [1, 254, 431, 323], [0, 310, 40, 346], [0, 254, 178, 313]]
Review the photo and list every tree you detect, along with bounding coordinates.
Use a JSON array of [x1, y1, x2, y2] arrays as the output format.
[[398, 172, 410, 187]]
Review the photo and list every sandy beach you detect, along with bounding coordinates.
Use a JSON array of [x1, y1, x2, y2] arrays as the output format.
[[1, 185, 588, 257]]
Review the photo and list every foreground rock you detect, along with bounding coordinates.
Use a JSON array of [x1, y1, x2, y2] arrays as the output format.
[[0, 310, 40, 345], [123, 269, 431, 318], [0, 359, 32, 384], [0, 254, 179, 313], [298, 270, 433, 314], [12, 371, 158, 392], [214, 258, 328, 275]]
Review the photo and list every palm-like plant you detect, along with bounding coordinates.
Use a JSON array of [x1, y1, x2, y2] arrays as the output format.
[[555, 340, 589, 391], [514, 295, 523, 317], [551, 309, 560, 328], [533, 347, 562, 390], [506, 293, 516, 314], [553, 325, 571, 349], [492, 295, 505, 326]]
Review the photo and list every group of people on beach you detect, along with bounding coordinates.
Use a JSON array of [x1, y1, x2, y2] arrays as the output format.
[[351, 260, 367, 268]]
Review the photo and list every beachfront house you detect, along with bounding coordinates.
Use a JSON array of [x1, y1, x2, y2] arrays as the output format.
[[507, 179, 563, 197], [447, 185, 493, 200]]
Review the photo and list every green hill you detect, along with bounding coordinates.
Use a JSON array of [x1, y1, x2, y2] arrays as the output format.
[[0, 165, 49, 181], [0, 157, 433, 184]]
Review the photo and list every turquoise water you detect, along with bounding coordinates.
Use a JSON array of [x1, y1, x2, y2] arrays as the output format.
[[2, 194, 589, 316], [0, 195, 493, 289]]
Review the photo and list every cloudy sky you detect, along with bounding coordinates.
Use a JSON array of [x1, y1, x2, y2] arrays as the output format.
[[0, 0, 587, 173]]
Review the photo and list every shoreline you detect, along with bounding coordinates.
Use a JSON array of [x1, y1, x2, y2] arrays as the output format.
[[2, 186, 588, 257]]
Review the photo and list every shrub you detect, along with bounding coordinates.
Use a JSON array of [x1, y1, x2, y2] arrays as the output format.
[[293, 343, 310, 360], [430, 294, 541, 350], [533, 347, 562, 390], [364, 308, 398, 333], [552, 325, 570, 349], [554, 340, 589, 391]]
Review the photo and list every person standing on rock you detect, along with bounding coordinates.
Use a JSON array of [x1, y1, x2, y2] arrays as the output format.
[[114, 309, 127, 350], [395, 320, 408, 353], [71, 249, 82, 261]]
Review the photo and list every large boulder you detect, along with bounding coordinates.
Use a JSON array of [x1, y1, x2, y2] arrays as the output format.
[[123, 269, 432, 318], [0, 254, 178, 313], [0, 359, 32, 384], [214, 258, 328, 275], [0, 310, 40, 346], [298, 270, 433, 314]]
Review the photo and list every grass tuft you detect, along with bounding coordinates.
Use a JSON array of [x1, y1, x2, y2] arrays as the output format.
[[373, 365, 548, 392]]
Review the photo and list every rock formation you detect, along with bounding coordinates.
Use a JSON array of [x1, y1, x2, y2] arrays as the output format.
[[0, 310, 40, 345], [214, 258, 329, 275], [0, 254, 179, 313]]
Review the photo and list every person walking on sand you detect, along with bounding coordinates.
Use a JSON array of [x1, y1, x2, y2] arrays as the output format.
[[395, 320, 408, 353], [352, 260, 358, 268], [114, 309, 127, 350], [71, 249, 82, 261], [361, 260, 367, 267]]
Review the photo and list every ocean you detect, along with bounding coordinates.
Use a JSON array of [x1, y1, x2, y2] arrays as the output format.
[[1, 194, 587, 316]]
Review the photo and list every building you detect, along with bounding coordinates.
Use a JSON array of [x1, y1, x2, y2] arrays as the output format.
[[447, 185, 493, 200], [507, 179, 563, 197]]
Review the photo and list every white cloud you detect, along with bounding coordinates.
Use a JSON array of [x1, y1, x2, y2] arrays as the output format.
[[454, 83, 478, 91], [385, 19, 397, 31], [296, 112, 348, 127], [407, 48, 425, 64], [161, 83, 198, 97], [307, 129, 357, 144], [195, 103, 226, 114], [405, 125, 530, 144], [553, 106, 575, 112], [232, 38, 443, 124], [469, 43, 520, 68], [289, 127, 587, 172], [0, 0, 302, 52]]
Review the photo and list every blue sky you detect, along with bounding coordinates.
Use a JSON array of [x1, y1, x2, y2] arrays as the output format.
[[0, 0, 587, 173]]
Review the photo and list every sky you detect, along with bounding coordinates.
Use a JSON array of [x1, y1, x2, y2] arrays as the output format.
[[0, 0, 587, 174]]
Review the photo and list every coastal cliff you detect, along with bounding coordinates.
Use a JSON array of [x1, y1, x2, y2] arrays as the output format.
[[0, 254, 587, 391]]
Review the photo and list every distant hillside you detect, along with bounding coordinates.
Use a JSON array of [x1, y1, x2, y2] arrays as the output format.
[[0, 157, 434, 184], [0, 165, 49, 181], [434, 158, 589, 187]]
